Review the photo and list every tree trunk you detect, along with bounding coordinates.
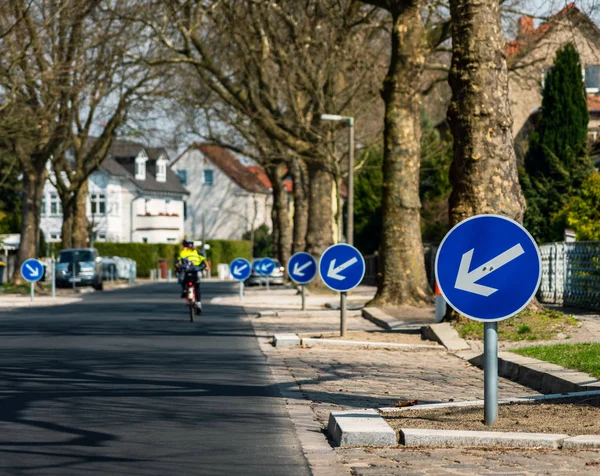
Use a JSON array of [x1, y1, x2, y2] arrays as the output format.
[[14, 166, 47, 283], [61, 202, 75, 250], [305, 163, 334, 256], [369, 2, 430, 307], [289, 158, 308, 254], [447, 0, 526, 225], [268, 163, 292, 268], [72, 180, 89, 248]]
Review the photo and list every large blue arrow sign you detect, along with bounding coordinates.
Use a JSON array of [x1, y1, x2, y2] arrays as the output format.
[[230, 258, 251, 281], [319, 244, 365, 292], [21, 258, 44, 283], [435, 214, 541, 322], [258, 258, 276, 275], [287, 252, 317, 284]]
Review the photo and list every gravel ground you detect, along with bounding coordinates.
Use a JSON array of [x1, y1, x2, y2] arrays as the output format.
[[385, 399, 600, 435]]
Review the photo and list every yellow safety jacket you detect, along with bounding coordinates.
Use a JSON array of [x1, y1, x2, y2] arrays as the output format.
[[177, 248, 207, 267]]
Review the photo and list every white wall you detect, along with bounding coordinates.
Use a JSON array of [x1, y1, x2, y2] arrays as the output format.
[[172, 148, 272, 240]]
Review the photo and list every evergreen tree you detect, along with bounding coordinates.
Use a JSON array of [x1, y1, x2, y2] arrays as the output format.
[[521, 43, 594, 242]]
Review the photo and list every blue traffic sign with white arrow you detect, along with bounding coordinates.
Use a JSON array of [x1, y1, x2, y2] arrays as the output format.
[[319, 244, 365, 292], [230, 258, 252, 281], [435, 214, 541, 322], [258, 258, 276, 275], [21, 258, 44, 283], [287, 252, 317, 284]]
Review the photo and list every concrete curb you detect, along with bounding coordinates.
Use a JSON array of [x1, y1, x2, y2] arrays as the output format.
[[563, 435, 600, 449], [422, 323, 471, 351], [327, 410, 397, 447], [466, 351, 600, 394], [258, 309, 363, 318], [362, 307, 424, 331], [400, 428, 567, 449], [273, 334, 301, 348], [301, 338, 440, 351], [378, 389, 600, 414]]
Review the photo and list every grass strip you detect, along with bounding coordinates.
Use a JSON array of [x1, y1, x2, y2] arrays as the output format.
[[512, 343, 600, 379]]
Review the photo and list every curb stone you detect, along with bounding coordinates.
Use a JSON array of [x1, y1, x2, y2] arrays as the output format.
[[301, 338, 440, 351], [563, 435, 600, 449], [258, 310, 362, 318], [327, 410, 397, 447], [273, 334, 301, 348], [362, 307, 423, 331], [400, 428, 567, 449], [422, 323, 471, 351]]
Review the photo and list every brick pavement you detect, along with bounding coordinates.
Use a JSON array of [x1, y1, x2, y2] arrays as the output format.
[[250, 313, 600, 475]]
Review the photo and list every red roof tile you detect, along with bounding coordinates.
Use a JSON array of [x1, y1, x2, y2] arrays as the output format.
[[587, 94, 600, 112]]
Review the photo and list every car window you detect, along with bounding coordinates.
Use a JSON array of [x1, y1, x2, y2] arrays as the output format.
[[59, 250, 95, 263]]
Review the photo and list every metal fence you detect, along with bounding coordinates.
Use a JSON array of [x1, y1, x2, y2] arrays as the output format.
[[539, 242, 600, 311]]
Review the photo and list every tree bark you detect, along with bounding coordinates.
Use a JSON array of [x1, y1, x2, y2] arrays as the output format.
[[14, 165, 47, 283], [267, 163, 292, 268], [61, 203, 75, 250], [305, 163, 334, 257], [289, 158, 308, 254], [369, 1, 430, 307], [447, 0, 526, 225], [72, 180, 89, 248]]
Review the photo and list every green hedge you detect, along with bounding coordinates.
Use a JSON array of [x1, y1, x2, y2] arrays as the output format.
[[95, 240, 251, 277]]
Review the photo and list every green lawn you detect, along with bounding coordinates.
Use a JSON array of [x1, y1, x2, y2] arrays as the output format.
[[453, 308, 578, 342], [512, 343, 600, 379]]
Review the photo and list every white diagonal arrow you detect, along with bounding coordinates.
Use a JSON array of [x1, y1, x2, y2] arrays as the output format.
[[292, 261, 313, 276], [454, 244, 525, 297], [233, 264, 248, 275], [25, 264, 40, 277], [327, 257, 358, 281], [262, 263, 272, 272]]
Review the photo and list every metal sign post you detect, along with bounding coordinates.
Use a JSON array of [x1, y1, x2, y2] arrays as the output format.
[[21, 259, 44, 303], [319, 244, 365, 338], [230, 258, 252, 301], [287, 252, 317, 311], [435, 215, 541, 426], [51, 258, 56, 298], [258, 258, 275, 290]]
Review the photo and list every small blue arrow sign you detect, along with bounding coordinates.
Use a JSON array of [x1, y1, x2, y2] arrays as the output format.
[[230, 258, 251, 281], [258, 258, 276, 275], [21, 258, 44, 283], [288, 252, 317, 285], [319, 244, 365, 292], [435, 214, 541, 322]]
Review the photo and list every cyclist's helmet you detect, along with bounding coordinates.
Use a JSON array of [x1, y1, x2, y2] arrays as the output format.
[[182, 239, 195, 249]]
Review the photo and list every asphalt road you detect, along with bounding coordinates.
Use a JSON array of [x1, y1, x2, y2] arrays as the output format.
[[0, 282, 310, 475]]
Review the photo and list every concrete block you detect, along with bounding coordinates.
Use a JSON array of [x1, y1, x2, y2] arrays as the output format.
[[400, 428, 567, 449], [327, 409, 397, 447], [562, 435, 600, 449], [258, 310, 278, 317], [423, 323, 470, 351], [273, 334, 301, 348], [301, 338, 439, 350]]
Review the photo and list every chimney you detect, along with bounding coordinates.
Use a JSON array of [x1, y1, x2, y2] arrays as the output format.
[[518, 16, 535, 37]]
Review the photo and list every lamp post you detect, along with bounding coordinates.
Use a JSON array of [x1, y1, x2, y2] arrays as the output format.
[[321, 114, 355, 246]]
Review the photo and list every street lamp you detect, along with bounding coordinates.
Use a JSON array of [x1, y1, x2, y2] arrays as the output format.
[[321, 114, 355, 246]]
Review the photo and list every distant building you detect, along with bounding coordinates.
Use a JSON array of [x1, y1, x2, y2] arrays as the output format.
[[40, 140, 188, 244], [170, 144, 273, 240]]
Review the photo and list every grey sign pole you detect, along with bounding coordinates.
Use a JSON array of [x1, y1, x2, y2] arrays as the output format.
[[301, 285, 306, 311], [240, 281, 244, 301], [340, 291, 347, 337], [484, 322, 499, 426], [51, 258, 56, 298], [30, 282, 34, 302]]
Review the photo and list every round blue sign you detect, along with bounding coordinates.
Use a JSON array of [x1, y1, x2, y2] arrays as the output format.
[[257, 258, 276, 276], [230, 258, 251, 281], [21, 258, 44, 283], [435, 214, 541, 322], [287, 252, 317, 284], [319, 244, 365, 292]]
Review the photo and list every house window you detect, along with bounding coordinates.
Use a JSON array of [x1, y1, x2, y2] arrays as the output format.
[[135, 157, 146, 180], [50, 233, 61, 241], [167, 237, 176, 242], [49, 193, 62, 215], [90, 193, 107, 215], [203, 169, 214, 185], [156, 160, 167, 182], [183, 202, 187, 220], [41, 196, 47, 216], [142, 237, 148, 243], [98, 233, 107, 241], [585, 65, 600, 92], [176, 170, 188, 185]]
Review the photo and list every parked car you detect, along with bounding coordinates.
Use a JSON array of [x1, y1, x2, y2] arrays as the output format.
[[55, 248, 103, 290], [245, 259, 285, 286]]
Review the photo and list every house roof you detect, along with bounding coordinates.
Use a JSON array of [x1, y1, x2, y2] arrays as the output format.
[[247, 166, 293, 193], [506, 3, 600, 63], [588, 94, 600, 112], [173, 144, 270, 194], [98, 139, 188, 196]]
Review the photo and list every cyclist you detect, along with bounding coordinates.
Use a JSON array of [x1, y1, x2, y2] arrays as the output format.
[[175, 239, 207, 308]]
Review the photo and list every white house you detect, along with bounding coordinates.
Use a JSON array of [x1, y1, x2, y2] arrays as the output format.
[[40, 140, 189, 244], [170, 144, 272, 240]]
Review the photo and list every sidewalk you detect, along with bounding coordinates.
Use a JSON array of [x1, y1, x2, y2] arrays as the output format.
[[247, 306, 600, 474]]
